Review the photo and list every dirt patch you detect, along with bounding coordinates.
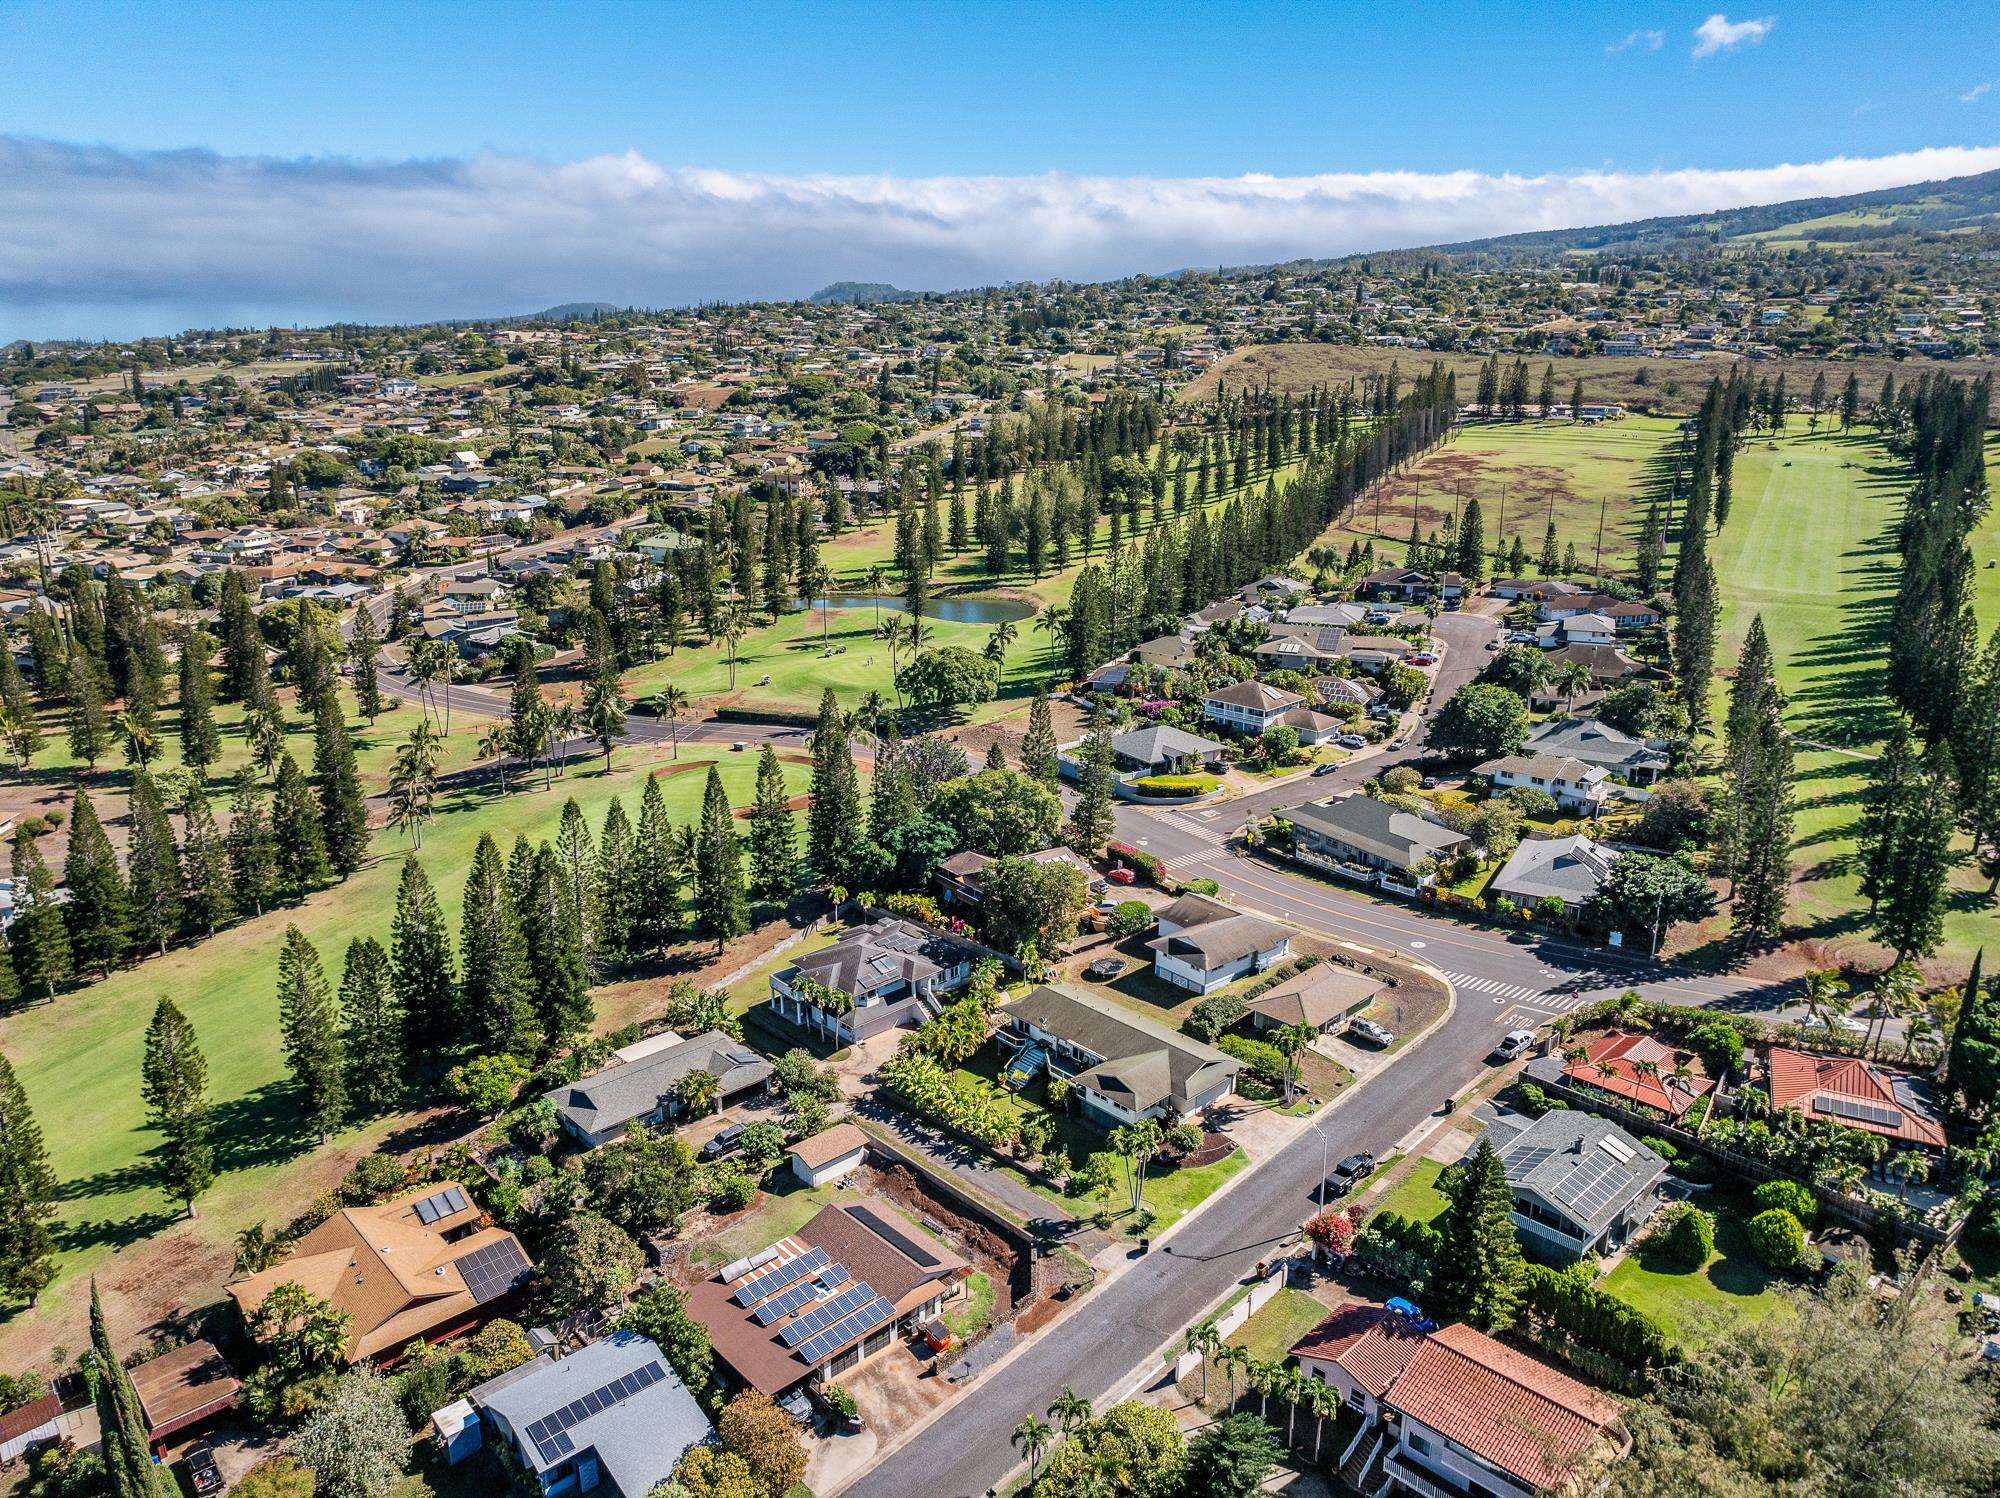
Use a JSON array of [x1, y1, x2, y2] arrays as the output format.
[[863, 1161, 1019, 1321]]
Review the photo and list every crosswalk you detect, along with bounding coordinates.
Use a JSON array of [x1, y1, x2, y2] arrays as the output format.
[[1440, 970, 1602, 1014], [1160, 848, 1220, 872]]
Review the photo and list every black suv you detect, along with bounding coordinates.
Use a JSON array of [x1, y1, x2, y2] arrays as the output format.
[[1326, 1151, 1377, 1195]]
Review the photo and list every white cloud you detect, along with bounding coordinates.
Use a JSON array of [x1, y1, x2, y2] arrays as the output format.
[[1607, 29, 1665, 54], [1692, 14, 1776, 58], [1964, 81, 1993, 104], [4, 137, 2000, 340]]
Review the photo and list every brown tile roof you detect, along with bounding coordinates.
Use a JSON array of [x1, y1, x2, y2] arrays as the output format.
[[1290, 1303, 1425, 1397], [1763, 1046, 1946, 1148], [1386, 1323, 1624, 1490], [1561, 1031, 1711, 1118]]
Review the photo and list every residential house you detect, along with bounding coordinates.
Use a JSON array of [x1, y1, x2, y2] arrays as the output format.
[[1759, 1046, 1947, 1151], [1360, 568, 1462, 603], [1283, 601, 1368, 629], [1500, 1109, 1668, 1259], [1530, 644, 1646, 707], [1559, 1031, 1712, 1121], [1001, 984, 1239, 1124], [129, 1340, 241, 1448], [936, 847, 1104, 907], [547, 1030, 775, 1147], [1243, 961, 1384, 1033], [768, 917, 983, 1042], [1202, 679, 1305, 736], [1535, 613, 1617, 649], [1475, 754, 1611, 814], [1290, 1303, 1426, 1423], [1491, 578, 1584, 603], [688, 1199, 966, 1397], [1146, 892, 1293, 993], [1520, 718, 1669, 785], [1488, 834, 1613, 910], [469, 1332, 714, 1497], [1109, 724, 1225, 775], [1287, 796, 1470, 880], [228, 1183, 534, 1363], [1133, 633, 1201, 671]]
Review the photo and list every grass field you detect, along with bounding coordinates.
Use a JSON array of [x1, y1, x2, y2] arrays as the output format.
[[1368, 1156, 1451, 1225], [0, 742, 805, 1365], [1708, 428, 2000, 969], [622, 450, 1312, 717], [1331, 415, 1682, 578], [1601, 1193, 1781, 1340], [1224, 1286, 1332, 1362]]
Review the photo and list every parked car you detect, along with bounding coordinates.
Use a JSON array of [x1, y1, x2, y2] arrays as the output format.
[[1335, 733, 1367, 750], [1490, 1028, 1538, 1062], [1508, 630, 1538, 644], [1367, 704, 1395, 720], [1086, 956, 1124, 981], [1366, 610, 1394, 625], [700, 1123, 746, 1160], [1409, 651, 1437, 666], [1419, 776, 1437, 789], [1326, 1151, 1377, 1195], [1347, 1017, 1395, 1047], [182, 1446, 224, 1497], [1106, 866, 1137, 885], [1312, 762, 1340, 777], [1800, 1012, 1869, 1037]]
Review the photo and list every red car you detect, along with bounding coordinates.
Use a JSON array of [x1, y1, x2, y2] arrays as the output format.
[[1106, 866, 1137, 885]]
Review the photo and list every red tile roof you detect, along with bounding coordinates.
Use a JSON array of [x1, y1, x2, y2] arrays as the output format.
[[1561, 1031, 1710, 1118], [1386, 1323, 1624, 1490], [1763, 1046, 1946, 1148], [1289, 1303, 1427, 1396]]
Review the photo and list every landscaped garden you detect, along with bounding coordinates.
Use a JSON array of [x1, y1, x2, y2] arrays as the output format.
[[1602, 1191, 1784, 1339]]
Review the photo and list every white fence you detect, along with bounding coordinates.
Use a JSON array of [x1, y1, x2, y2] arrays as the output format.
[[1170, 1261, 1289, 1382]]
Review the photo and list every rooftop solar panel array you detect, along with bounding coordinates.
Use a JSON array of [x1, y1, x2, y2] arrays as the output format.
[[848, 1204, 941, 1268], [412, 1185, 470, 1224], [731, 1246, 829, 1307], [752, 1279, 818, 1326], [455, 1238, 533, 1303], [1817, 1094, 1904, 1128], [795, 1294, 896, 1365], [779, 1283, 876, 1347], [524, 1360, 666, 1465]]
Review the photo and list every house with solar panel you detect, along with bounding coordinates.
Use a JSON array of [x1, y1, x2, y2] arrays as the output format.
[[226, 1182, 533, 1364], [687, 1199, 966, 1399], [1495, 1110, 1668, 1260], [458, 1330, 714, 1497], [1758, 1045, 1947, 1154]]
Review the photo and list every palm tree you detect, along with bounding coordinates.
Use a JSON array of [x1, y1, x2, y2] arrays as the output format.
[[478, 722, 511, 786], [546, 701, 578, 779], [1185, 1320, 1220, 1405], [1274, 1022, 1317, 1107], [1868, 962, 1921, 1060], [1562, 1043, 1590, 1070], [1669, 1058, 1696, 1100], [1631, 1057, 1661, 1097], [1800, 967, 1851, 1039], [984, 617, 1018, 665], [1902, 1011, 1938, 1063], [720, 600, 752, 688], [403, 637, 440, 728], [800, 561, 833, 646], [651, 684, 690, 759], [1012, 1414, 1052, 1485], [1035, 604, 1069, 665], [118, 709, 156, 767], [1888, 1149, 1932, 1200], [864, 564, 888, 631], [1555, 658, 1593, 711], [1048, 1385, 1091, 1439]]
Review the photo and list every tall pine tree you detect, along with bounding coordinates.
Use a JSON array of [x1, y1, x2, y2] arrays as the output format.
[[392, 857, 456, 1074], [8, 830, 71, 1000], [339, 937, 402, 1114], [62, 787, 129, 976], [745, 746, 798, 901], [693, 767, 749, 949], [458, 834, 535, 1058], [277, 926, 345, 1140], [272, 751, 332, 899], [1021, 688, 1060, 788], [1428, 1138, 1525, 1332], [123, 770, 183, 956], [225, 767, 279, 916], [0, 1053, 58, 1307], [313, 687, 369, 876], [806, 688, 863, 885], [140, 998, 213, 1218]]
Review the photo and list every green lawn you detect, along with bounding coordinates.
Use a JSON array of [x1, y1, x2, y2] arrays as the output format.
[[688, 1178, 854, 1267], [944, 1270, 996, 1341], [1369, 1157, 1451, 1225], [1601, 1193, 1782, 1340], [1225, 1287, 1332, 1362], [1708, 428, 2000, 967], [0, 743, 806, 1359]]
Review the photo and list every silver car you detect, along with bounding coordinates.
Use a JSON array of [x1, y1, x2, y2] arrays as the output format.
[[1348, 1017, 1394, 1047]]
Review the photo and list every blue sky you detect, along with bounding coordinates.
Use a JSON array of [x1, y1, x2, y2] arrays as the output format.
[[2, 1, 1998, 338]]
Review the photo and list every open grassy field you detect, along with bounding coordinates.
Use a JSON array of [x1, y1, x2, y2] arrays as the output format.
[[1328, 415, 1682, 579], [1707, 427, 2000, 971], [622, 449, 1311, 718], [1180, 343, 1997, 421], [0, 742, 805, 1367]]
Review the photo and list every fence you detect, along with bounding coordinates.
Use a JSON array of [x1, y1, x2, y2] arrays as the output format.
[[1169, 1261, 1289, 1382]]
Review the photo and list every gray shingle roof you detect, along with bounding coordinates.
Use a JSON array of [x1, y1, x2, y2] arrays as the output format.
[[549, 1029, 773, 1139], [786, 918, 981, 1000], [1002, 985, 1237, 1114], [1500, 1110, 1665, 1236], [1111, 724, 1224, 765], [1489, 835, 1613, 905], [1289, 795, 1469, 866]]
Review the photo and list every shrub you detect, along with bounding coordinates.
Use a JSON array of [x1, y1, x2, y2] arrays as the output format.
[[1107, 842, 1166, 884], [1182, 877, 1220, 895], [1166, 1122, 1204, 1155], [444, 1052, 531, 1115], [1504, 784, 1559, 818], [1752, 1178, 1817, 1224], [1132, 774, 1211, 798], [1188, 993, 1248, 1042], [339, 1152, 406, 1205], [1687, 1020, 1746, 1078], [821, 1382, 858, 1420], [738, 1121, 787, 1169], [710, 1166, 757, 1212], [1217, 1033, 1286, 1082], [1657, 1202, 1715, 1268], [1746, 1207, 1807, 1271], [1379, 766, 1421, 794], [1107, 900, 1153, 936]]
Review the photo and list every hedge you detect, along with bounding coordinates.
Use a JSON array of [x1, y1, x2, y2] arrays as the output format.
[[1130, 774, 1215, 798], [1752, 1178, 1816, 1224], [1519, 1263, 1675, 1373]]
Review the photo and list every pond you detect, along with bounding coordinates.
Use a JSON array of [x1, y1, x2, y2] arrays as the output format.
[[818, 592, 1038, 625]]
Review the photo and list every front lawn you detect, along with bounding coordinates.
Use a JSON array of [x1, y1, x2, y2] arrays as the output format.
[[1369, 1157, 1452, 1225], [1601, 1192, 1783, 1339], [1226, 1287, 1335, 1362]]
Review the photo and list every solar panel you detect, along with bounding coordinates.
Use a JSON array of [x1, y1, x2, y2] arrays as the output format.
[[779, 1283, 876, 1347], [796, 1294, 899, 1365], [848, 1204, 941, 1268], [732, 1247, 830, 1307], [1547, 1154, 1621, 1211], [1599, 1135, 1637, 1164], [455, 1238, 533, 1303], [1817, 1094, 1903, 1128], [1503, 1145, 1553, 1176], [528, 1360, 668, 1464], [753, 1280, 817, 1326], [411, 1185, 469, 1224]]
